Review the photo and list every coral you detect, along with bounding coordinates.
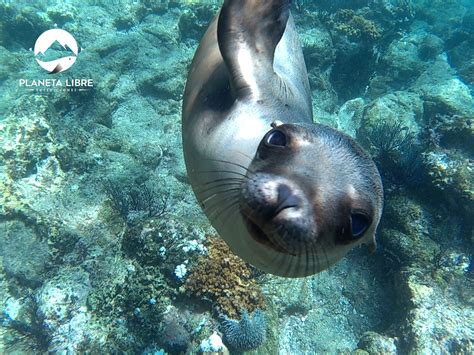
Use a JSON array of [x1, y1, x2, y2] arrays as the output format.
[[220, 309, 267, 352], [332, 9, 381, 41], [366, 120, 414, 158], [362, 119, 426, 188], [184, 236, 265, 318], [174, 263, 187, 281], [200, 332, 226, 353], [357, 92, 427, 188], [381, 0, 414, 21], [103, 179, 170, 225]]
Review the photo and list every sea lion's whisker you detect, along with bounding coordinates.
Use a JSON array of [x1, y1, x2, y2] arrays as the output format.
[[217, 200, 241, 230], [267, 237, 287, 274], [320, 244, 330, 273], [316, 243, 324, 275], [235, 150, 254, 163], [200, 187, 241, 204], [208, 198, 240, 226], [201, 188, 239, 212], [304, 242, 315, 276], [268, 224, 294, 257], [295, 241, 307, 277], [201, 177, 244, 186], [257, 223, 289, 275], [276, 228, 295, 277], [204, 201, 237, 226], [196, 179, 244, 192], [303, 243, 311, 277], [310, 244, 319, 276], [204, 158, 253, 174], [195, 169, 249, 178], [197, 182, 242, 196], [201, 186, 240, 210], [304, 245, 312, 277], [277, 247, 292, 278]]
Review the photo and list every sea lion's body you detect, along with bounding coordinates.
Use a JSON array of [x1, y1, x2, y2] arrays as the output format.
[[182, 0, 383, 277]]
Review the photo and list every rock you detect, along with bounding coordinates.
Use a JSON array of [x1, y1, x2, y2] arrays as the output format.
[[0, 46, 18, 81], [357, 331, 398, 354], [46, 3, 76, 26], [396, 271, 474, 354], [309, 71, 339, 117], [336, 97, 365, 137], [0, 3, 52, 49], [422, 149, 473, 207], [415, 56, 474, 117], [0, 220, 50, 286], [358, 91, 423, 147], [36, 268, 91, 352], [178, 5, 218, 42], [448, 39, 474, 86], [301, 27, 335, 70], [130, 142, 163, 170], [381, 228, 440, 266], [381, 31, 429, 84], [36, 269, 90, 321], [330, 38, 376, 101], [418, 34, 444, 61]]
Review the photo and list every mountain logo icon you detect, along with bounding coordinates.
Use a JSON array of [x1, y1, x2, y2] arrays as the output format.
[[34, 29, 79, 74]]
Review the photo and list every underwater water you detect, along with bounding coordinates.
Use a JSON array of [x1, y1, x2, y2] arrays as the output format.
[[0, 0, 473, 353]]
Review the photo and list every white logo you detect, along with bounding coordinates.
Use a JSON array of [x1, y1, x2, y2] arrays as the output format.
[[34, 29, 78, 74]]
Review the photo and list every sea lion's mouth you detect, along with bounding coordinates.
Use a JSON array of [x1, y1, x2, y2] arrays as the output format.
[[242, 215, 295, 255]]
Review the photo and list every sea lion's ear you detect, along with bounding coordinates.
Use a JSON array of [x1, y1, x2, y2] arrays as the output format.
[[217, 0, 290, 98]]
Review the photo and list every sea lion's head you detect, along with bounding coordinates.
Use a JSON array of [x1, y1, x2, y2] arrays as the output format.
[[239, 121, 383, 277]]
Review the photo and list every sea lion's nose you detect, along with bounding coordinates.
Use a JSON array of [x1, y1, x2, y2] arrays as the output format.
[[273, 184, 301, 216]]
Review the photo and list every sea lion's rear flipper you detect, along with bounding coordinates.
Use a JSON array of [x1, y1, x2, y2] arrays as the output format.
[[217, 0, 290, 98]]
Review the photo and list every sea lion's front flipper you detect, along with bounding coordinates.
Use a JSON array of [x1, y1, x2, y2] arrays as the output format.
[[217, 0, 290, 98]]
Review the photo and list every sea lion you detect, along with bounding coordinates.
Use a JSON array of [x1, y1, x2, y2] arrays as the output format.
[[182, 0, 383, 277]]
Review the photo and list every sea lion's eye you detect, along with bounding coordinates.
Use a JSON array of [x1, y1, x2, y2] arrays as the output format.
[[350, 213, 369, 238], [265, 130, 286, 147]]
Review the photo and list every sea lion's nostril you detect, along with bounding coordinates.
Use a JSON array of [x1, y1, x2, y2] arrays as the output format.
[[277, 184, 292, 202], [274, 184, 300, 216]]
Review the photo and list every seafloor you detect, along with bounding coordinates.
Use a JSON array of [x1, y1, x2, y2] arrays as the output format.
[[0, 0, 473, 353]]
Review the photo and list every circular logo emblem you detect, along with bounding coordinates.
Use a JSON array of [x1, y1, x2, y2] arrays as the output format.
[[34, 29, 78, 74]]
